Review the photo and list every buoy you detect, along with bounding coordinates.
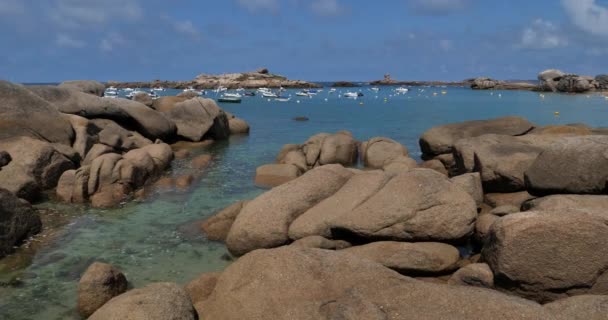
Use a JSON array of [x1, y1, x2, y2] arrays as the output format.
[[296, 100, 300, 103], [324, 98, 328, 101], [433, 92, 438, 96], [441, 91, 447, 95], [554, 111, 560, 116], [498, 94, 502, 98], [359, 102, 364, 105]]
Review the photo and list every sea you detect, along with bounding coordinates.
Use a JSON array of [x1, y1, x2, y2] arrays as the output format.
[[1, 84, 608, 319]]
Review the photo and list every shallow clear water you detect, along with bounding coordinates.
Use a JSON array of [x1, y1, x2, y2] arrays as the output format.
[[1, 86, 608, 319]]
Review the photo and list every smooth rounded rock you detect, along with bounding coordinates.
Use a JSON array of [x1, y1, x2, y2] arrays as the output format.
[[78, 262, 128, 318], [342, 241, 460, 275], [89, 282, 197, 320]]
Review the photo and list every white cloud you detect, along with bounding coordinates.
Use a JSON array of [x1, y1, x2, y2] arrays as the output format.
[[50, 0, 142, 28], [174, 20, 199, 37], [55, 33, 86, 48], [99, 33, 127, 52], [0, 0, 24, 15], [519, 19, 568, 49], [310, 0, 344, 16], [407, 0, 471, 15], [237, 0, 280, 13], [562, 0, 608, 37]]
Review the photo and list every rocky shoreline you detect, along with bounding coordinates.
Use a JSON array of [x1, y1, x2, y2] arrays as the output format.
[[0, 79, 250, 259], [72, 115, 608, 319], [108, 68, 321, 90], [3, 76, 608, 318]]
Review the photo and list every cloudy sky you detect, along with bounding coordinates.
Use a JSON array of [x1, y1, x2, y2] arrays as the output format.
[[1, 0, 608, 82]]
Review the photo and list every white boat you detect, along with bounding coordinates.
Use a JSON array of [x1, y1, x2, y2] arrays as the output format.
[[296, 91, 311, 97], [122, 87, 134, 92], [276, 97, 291, 102], [153, 87, 165, 91], [262, 92, 278, 98], [343, 92, 359, 98], [104, 89, 118, 98], [223, 93, 242, 98], [371, 87, 380, 92], [257, 87, 271, 93], [213, 86, 228, 93], [395, 87, 409, 94], [329, 88, 337, 93], [236, 88, 245, 92], [183, 87, 197, 92]]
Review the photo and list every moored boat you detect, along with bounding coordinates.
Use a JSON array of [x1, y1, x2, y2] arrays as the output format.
[[217, 97, 242, 103]]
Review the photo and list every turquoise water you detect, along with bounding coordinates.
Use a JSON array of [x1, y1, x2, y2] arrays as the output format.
[[2, 86, 608, 319]]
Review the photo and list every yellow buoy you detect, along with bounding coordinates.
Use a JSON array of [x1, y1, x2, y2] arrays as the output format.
[[554, 111, 560, 116], [359, 102, 364, 105], [441, 91, 447, 95]]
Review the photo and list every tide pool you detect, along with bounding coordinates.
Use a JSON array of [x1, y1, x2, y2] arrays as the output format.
[[1, 86, 608, 319]]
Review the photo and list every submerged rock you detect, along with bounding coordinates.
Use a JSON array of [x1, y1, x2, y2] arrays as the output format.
[[78, 262, 128, 318], [0, 188, 41, 259]]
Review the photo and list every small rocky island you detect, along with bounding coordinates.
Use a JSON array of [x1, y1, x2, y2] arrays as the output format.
[[108, 68, 321, 89]]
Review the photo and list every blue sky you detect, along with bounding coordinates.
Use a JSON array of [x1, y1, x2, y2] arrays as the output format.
[[1, 0, 608, 82]]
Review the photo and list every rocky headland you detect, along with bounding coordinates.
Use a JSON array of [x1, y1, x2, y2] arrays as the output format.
[[108, 68, 321, 90], [65, 113, 608, 319]]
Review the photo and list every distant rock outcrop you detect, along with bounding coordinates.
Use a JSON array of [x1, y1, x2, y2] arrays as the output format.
[[109, 68, 320, 89], [538, 69, 600, 93], [331, 81, 359, 87]]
